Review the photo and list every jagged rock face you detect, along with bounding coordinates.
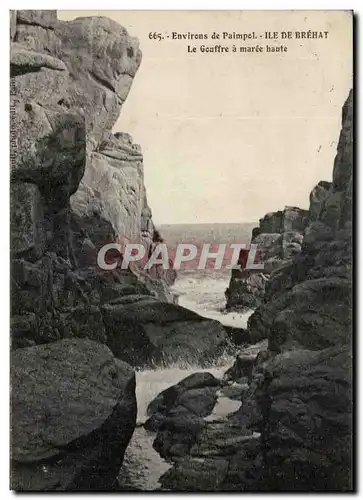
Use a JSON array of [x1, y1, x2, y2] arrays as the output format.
[[160, 95, 353, 488], [248, 90, 353, 348], [256, 346, 352, 491], [243, 90, 353, 491], [10, 10, 176, 355], [223, 340, 268, 384], [13, 11, 141, 140], [254, 206, 309, 265], [309, 180, 332, 222], [11, 10, 151, 263], [17, 10, 58, 28], [58, 16, 141, 142], [333, 90, 353, 195], [225, 206, 308, 312], [11, 339, 137, 491], [71, 132, 148, 247], [225, 272, 267, 312], [257, 211, 283, 234], [10, 99, 86, 262]]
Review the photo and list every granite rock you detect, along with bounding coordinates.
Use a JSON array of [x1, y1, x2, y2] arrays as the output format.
[[11, 339, 137, 491]]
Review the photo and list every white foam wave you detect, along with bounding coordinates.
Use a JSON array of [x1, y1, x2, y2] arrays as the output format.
[[171, 271, 254, 328]]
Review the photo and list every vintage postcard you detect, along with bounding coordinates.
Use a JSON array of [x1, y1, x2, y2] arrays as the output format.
[[10, 9, 353, 491]]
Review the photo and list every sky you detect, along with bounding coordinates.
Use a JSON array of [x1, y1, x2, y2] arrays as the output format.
[[59, 10, 353, 225]]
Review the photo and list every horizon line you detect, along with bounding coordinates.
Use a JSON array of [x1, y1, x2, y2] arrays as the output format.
[[156, 221, 258, 226]]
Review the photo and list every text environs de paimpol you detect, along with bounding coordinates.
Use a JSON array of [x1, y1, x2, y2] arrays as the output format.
[[171, 31, 257, 41]]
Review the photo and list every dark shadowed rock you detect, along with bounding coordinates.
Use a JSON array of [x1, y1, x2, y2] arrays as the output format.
[[10, 99, 86, 263], [147, 371, 221, 416], [309, 180, 332, 222], [223, 325, 251, 346], [146, 372, 221, 461], [102, 300, 230, 367], [177, 387, 219, 417], [282, 206, 309, 232], [144, 412, 167, 432], [223, 340, 268, 383], [178, 371, 221, 390], [56, 18, 141, 141], [11, 339, 136, 491], [255, 346, 352, 491], [13, 14, 165, 282], [160, 457, 229, 491], [241, 90, 353, 491], [153, 412, 205, 460], [225, 271, 267, 312], [189, 420, 254, 458]]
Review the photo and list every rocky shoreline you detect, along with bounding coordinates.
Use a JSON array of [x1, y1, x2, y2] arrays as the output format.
[[10, 9, 352, 492], [10, 10, 231, 490], [143, 90, 352, 491]]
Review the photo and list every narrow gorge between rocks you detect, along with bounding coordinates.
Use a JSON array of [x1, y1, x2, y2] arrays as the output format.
[[10, 10, 353, 492], [119, 271, 254, 491]]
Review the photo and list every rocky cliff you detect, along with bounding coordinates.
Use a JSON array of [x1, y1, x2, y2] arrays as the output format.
[[11, 10, 155, 266], [10, 10, 144, 490], [10, 10, 181, 353], [237, 90, 353, 491], [10, 10, 229, 491], [225, 206, 309, 312], [244, 89, 353, 490]]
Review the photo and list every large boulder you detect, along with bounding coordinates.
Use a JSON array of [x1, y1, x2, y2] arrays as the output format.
[[147, 372, 221, 418], [102, 299, 231, 367], [11, 339, 137, 491], [56, 17, 141, 142], [148, 372, 221, 460], [12, 12, 141, 139]]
